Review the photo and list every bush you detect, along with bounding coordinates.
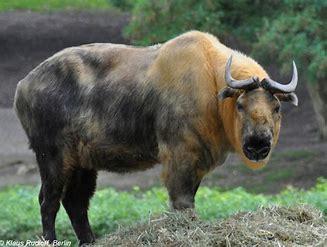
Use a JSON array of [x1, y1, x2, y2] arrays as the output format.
[[125, 0, 281, 45], [109, 0, 138, 11], [252, 1, 326, 82]]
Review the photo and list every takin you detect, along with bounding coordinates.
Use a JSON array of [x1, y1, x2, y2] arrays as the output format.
[[14, 31, 298, 245]]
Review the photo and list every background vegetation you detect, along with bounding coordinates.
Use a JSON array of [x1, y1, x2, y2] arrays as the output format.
[[0, 179, 326, 245], [0, 0, 112, 11]]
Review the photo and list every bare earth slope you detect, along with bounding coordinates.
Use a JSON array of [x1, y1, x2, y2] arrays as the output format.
[[0, 11, 326, 192]]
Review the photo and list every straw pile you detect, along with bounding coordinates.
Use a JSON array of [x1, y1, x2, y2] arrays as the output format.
[[95, 205, 326, 247]]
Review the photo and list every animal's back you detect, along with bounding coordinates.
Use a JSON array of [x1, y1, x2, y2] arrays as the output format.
[[14, 43, 161, 172], [14, 31, 252, 172]]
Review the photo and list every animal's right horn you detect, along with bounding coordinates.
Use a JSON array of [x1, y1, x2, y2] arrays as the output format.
[[225, 55, 259, 90]]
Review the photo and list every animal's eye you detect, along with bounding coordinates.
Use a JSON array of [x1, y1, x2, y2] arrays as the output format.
[[236, 102, 244, 112], [274, 105, 280, 113]]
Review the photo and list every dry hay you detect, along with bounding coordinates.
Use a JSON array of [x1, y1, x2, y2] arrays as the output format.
[[95, 205, 327, 247]]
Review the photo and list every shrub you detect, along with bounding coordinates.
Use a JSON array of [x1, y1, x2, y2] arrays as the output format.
[[109, 0, 138, 11], [252, 1, 326, 83], [125, 0, 281, 45]]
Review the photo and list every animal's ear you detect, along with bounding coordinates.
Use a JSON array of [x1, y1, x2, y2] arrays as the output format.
[[217, 87, 239, 100], [274, 92, 298, 106]]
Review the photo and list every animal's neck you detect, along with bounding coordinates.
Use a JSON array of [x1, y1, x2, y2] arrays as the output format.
[[218, 97, 239, 152]]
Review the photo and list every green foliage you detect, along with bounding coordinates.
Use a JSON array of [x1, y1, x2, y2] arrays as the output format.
[[0, 0, 112, 12], [0, 179, 326, 244], [126, 0, 221, 45], [0, 0, 141, 12], [275, 149, 316, 160], [110, 0, 138, 11], [253, 1, 326, 83], [125, 0, 281, 45]]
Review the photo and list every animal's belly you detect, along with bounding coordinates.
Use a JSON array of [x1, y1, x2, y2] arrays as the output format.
[[95, 152, 158, 173], [77, 141, 159, 173]]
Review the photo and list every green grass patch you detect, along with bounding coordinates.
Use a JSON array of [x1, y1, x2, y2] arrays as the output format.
[[0, 0, 112, 12], [0, 178, 326, 245], [235, 149, 317, 175], [273, 149, 316, 161], [265, 168, 293, 182]]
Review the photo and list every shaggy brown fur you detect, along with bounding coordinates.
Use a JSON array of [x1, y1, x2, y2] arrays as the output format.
[[14, 31, 292, 245]]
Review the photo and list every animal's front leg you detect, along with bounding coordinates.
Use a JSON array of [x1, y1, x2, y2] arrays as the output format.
[[164, 164, 202, 210], [161, 147, 204, 210]]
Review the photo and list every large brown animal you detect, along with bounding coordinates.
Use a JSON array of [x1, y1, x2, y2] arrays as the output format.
[[14, 31, 298, 245]]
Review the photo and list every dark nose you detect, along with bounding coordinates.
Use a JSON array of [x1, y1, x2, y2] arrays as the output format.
[[243, 136, 271, 161]]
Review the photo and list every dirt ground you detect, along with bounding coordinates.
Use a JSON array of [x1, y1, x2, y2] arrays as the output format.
[[0, 11, 326, 193]]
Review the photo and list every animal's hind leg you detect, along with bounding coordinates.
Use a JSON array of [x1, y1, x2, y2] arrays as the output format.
[[62, 168, 97, 245], [37, 152, 65, 242]]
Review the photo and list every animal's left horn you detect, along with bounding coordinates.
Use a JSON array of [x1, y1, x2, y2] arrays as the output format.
[[262, 61, 298, 93], [225, 55, 259, 89]]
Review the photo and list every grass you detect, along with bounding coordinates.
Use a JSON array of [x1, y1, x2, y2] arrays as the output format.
[[0, 178, 326, 245], [265, 167, 293, 183], [0, 0, 112, 12], [210, 149, 319, 194], [235, 149, 316, 175], [273, 149, 316, 162]]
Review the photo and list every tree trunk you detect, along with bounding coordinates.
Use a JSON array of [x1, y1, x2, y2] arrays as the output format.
[[307, 81, 327, 140]]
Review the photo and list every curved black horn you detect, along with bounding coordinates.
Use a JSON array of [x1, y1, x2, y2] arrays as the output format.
[[262, 61, 298, 93], [225, 55, 259, 89]]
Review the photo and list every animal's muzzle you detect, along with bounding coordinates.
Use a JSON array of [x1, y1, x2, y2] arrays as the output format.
[[243, 135, 271, 161]]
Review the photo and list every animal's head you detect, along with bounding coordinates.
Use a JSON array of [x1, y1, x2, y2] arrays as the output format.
[[218, 56, 298, 168]]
